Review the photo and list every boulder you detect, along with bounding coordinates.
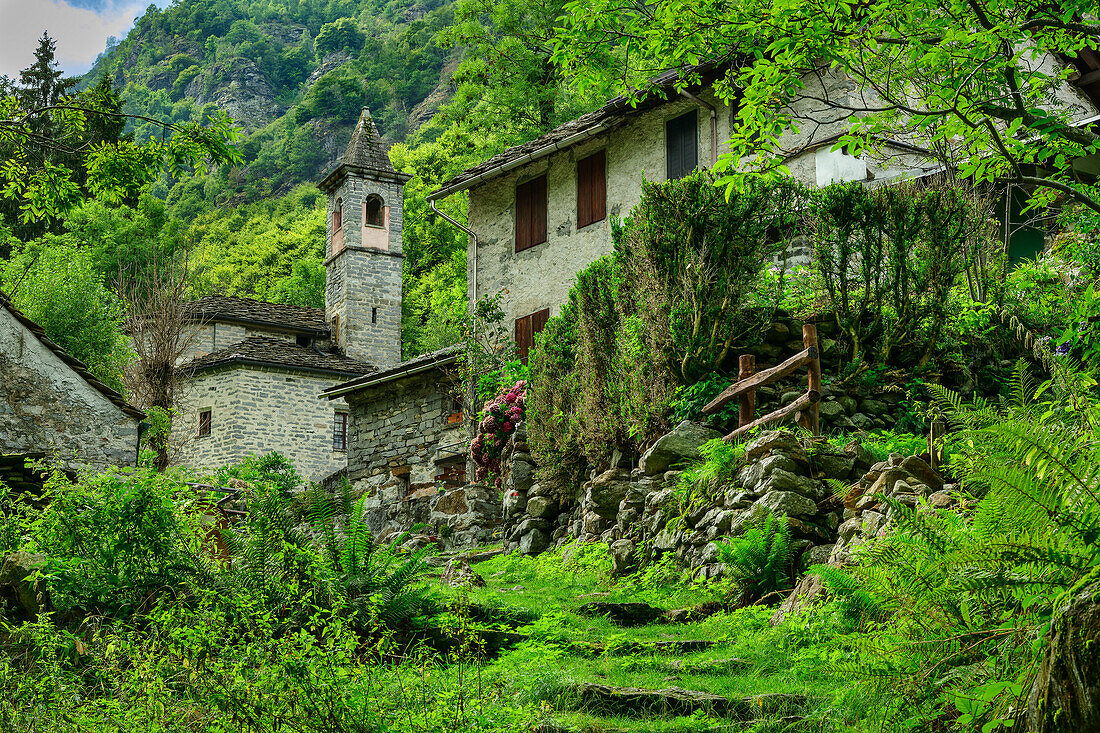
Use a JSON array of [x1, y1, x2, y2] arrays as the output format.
[[770, 574, 826, 626], [576, 601, 663, 627], [518, 528, 550, 555], [814, 453, 855, 482], [744, 430, 806, 464], [737, 454, 804, 492], [1027, 582, 1100, 732], [819, 400, 845, 420], [756, 490, 818, 518], [503, 489, 527, 518], [586, 469, 631, 515], [440, 557, 486, 588], [860, 398, 889, 415], [609, 539, 636, 575], [510, 456, 536, 492], [639, 421, 722, 475], [526, 495, 556, 518], [900, 455, 944, 491], [0, 552, 48, 617]]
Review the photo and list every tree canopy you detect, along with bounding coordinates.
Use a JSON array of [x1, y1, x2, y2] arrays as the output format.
[[554, 0, 1100, 211]]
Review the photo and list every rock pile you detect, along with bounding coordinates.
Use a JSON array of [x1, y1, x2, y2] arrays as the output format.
[[829, 452, 950, 565]]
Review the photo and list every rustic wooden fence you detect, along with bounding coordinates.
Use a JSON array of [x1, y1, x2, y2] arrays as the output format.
[[702, 324, 822, 441]]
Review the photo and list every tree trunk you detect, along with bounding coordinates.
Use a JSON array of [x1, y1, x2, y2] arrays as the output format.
[[1027, 582, 1100, 732]]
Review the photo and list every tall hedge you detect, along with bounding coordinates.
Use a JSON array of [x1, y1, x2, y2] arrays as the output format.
[[527, 171, 800, 472]]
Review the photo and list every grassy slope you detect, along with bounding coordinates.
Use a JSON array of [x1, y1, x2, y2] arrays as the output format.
[[426, 545, 877, 732]]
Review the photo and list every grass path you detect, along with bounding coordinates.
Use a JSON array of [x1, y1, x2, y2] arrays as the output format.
[[425, 545, 877, 732]]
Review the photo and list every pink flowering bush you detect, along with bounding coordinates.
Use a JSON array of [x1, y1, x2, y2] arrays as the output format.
[[470, 380, 527, 487]]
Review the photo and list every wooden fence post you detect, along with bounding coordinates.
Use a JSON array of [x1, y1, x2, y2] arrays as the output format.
[[738, 354, 755, 428], [803, 324, 821, 436]]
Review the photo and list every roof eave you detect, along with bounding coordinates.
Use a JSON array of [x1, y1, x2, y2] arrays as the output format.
[[322, 352, 460, 398], [318, 162, 413, 193], [184, 357, 373, 380]]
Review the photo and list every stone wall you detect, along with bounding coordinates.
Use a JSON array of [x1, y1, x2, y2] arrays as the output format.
[[502, 421, 950, 591], [0, 306, 140, 472], [172, 364, 349, 480], [345, 369, 463, 488], [466, 71, 933, 331]]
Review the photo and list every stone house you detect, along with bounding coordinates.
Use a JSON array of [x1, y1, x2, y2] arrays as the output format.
[[427, 61, 1100, 356], [173, 108, 408, 481], [321, 344, 466, 494], [0, 291, 143, 475]]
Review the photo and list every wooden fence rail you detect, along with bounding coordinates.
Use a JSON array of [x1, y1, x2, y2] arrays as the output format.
[[702, 324, 822, 441]]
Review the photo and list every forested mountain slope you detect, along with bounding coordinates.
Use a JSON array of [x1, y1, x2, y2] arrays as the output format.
[[83, 0, 457, 210]]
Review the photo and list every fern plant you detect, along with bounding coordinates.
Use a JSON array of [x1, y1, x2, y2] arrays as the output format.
[[814, 362, 1100, 730], [220, 479, 434, 631], [715, 510, 794, 605]]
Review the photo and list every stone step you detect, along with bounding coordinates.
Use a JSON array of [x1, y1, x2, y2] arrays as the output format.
[[567, 639, 717, 657], [622, 657, 752, 675], [566, 684, 808, 720], [577, 600, 726, 627]]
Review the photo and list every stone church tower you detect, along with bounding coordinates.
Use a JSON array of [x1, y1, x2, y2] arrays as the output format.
[[318, 107, 410, 367]]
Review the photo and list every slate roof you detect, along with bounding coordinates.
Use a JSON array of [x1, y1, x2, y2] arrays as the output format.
[[0, 291, 144, 419], [182, 337, 376, 378], [322, 344, 462, 398], [318, 107, 412, 191], [429, 62, 727, 200], [183, 295, 328, 335]]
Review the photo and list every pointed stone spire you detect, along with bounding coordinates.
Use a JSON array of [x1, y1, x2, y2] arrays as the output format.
[[342, 107, 395, 174]]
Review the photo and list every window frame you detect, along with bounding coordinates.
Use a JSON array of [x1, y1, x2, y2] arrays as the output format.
[[514, 174, 548, 253], [198, 409, 212, 438], [364, 194, 385, 228], [666, 110, 699, 181], [333, 412, 348, 452], [576, 149, 607, 229]]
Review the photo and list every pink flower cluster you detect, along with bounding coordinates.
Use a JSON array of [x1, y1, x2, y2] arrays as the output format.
[[470, 380, 527, 487]]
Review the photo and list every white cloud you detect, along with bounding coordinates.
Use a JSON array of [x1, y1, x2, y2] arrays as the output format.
[[0, 0, 154, 80]]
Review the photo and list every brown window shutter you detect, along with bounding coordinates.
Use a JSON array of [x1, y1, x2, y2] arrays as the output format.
[[515, 314, 533, 362], [532, 308, 550, 339], [515, 175, 548, 252], [577, 150, 606, 228]]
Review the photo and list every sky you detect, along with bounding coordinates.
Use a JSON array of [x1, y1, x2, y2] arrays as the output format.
[[0, 0, 168, 81]]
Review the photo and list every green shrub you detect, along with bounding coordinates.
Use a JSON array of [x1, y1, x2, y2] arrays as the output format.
[[811, 180, 986, 370], [715, 510, 795, 605], [32, 467, 200, 616]]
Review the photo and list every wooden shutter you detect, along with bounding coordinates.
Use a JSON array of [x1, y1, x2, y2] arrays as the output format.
[[666, 110, 699, 180], [515, 314, 533, 362], [515, 308, 550, 363], [515, 175, 548, 252], [577, 150, 607, 228]]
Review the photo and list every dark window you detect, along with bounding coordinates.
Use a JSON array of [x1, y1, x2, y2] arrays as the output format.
[[371, 307, 377, 324], [198, 409, 211, 437], [364, 194, 384, 227], [577, 150, 607, 229], [333, 412, 348, 451], [515, 308, 550, 363], [666, 110, 699, 180], [515, 174, 548, 252], [333, 199, 343, 231], [296, 335, 310, 347]]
